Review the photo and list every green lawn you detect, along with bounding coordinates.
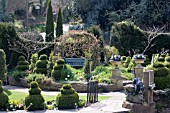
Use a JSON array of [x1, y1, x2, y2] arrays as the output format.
[[4, 90, 111, 102]]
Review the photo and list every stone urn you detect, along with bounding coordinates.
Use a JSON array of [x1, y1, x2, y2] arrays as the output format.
[[109, 54, 122, 69], [110, 60, 121, 69], [133, 54, 145, 67]]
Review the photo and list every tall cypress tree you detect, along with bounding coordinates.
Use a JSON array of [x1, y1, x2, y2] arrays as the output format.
[[46, 0, 54, 42], [56, 7, 63, 39]]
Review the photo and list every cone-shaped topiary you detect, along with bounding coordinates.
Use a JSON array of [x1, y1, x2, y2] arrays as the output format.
[[56, 84, 79, 109], [0, 49, 6, 81], [16, 56, 29, 71], [46, 0, 54, 42], [0, 80, 9, 109], [25, 81, 45, 111], [56, 7, 63, 38], [34, 55, 48, 75]]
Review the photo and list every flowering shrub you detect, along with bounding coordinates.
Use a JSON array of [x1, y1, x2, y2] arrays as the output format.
[[110, 55, 121, 61], [133, 54, 145, 60]]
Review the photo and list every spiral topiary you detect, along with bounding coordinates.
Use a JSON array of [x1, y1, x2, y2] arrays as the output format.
[[0, 80, 9, 109], [0, 49, 6, 81], [25, 81, 45, 111], [16, 56, 29, 71], [56, 84, 79, 109], [52, 59, 74, 81], [34, 55, 48, 75]]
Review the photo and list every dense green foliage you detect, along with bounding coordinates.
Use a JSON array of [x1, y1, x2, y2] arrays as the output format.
[[29, 53, 38, 72], [56, 7, 63, 38], [0, 80, 9, 109], [0, 23, 19, 65], [16, 56, 29, 71], [56, 84, 79, 109], [45, 0, 54, 42], [11, 71, 29, 81], [34, 55, 48, 75], [25, 81, 45, 111], [110, 21, 145, 56], [0, 49, 6, 81]]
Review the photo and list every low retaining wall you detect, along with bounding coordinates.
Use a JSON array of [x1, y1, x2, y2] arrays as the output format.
[[8, 76, 123, 92]]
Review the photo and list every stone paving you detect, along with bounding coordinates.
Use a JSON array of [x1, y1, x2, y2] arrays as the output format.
[[2, 85, 131, 113]]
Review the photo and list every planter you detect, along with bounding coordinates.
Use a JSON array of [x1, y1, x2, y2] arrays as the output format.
[[110, 60, 121, 69], [134, 59, 145, 67], [135, 59, 145, 64]]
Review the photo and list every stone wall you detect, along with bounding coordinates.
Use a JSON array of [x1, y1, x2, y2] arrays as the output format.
[[8, 76, 123, 92]]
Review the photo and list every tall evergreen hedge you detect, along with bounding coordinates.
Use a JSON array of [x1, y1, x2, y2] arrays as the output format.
[[56, 7, 63, 39], [0, 49, 6, 81], [46, 0, 54, 42], [0, 23, 19, 65]]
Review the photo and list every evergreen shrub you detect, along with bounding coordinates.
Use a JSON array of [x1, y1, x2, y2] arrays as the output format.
[[0, 49, 6, 81], [0, 80, 9, 109], [56, 84, 79, 109], [25, 81, 45, 111], [16, 56, 29, 71]]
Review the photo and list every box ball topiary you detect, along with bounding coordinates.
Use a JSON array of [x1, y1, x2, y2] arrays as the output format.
[[56, 84, 79, 109], [121, 56, 126, 61], [25, 81, 45, 111], [160, 54, 166, 58], [0, 80, 9, 109], [18, 56, 25, 61]]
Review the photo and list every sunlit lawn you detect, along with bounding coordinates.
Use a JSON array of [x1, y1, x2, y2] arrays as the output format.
[[4, 90, 111, 102]]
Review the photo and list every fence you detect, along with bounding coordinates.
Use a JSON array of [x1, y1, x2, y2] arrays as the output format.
[[87, 80, 98, 104]]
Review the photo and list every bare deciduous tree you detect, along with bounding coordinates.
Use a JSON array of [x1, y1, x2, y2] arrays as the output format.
[[8, 32, 54, 60], [142, 26, 165, 54]]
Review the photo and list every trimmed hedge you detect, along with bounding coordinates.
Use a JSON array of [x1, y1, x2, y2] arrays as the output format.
[[56, 84, 79, 109], [25, 81, 45, 111], [0, 80, 9, 109], [0, 49, 6, 81]]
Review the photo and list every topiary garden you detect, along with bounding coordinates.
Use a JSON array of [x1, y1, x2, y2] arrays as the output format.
[[0, 49, 6, 81]]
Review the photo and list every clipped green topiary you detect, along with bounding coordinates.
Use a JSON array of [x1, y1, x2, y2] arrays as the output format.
[[16, 56, 29, 71], [165, 56, 170, 62], [34, 55, 48, 75], [56, 84, 79, 109], [0, 80, 9, 109], [25, 81, 45, 111], [29, 53, 38, 72], [0, 49, 6, 81], [52, 59, 74, 81], [157, 57, 165, 62], [153, 62, 165, 68], [46, 0, 54, 42], [154, 67, 169, 77], [155, 75, 170, 90], [121, 56, 126, 61]]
